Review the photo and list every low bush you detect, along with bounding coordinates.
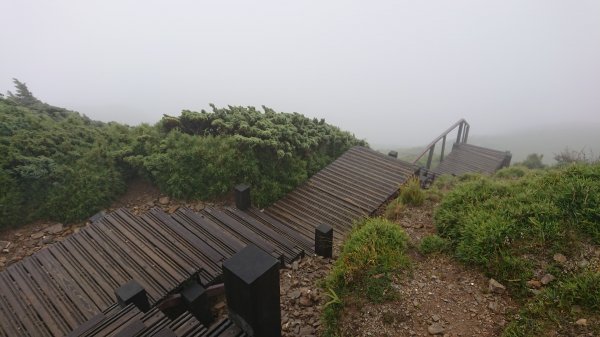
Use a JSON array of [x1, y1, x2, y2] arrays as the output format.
[[399, 177, 425, 206], [434, 163, 600, 295], [419, 235, 450, 255], [502, 272, 600, 337], [322, 218, 410, 336]]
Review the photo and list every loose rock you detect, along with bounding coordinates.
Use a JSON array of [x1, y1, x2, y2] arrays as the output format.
[[553, 253, 567, 263], [159, 196, 170, 205], [575, 318, 587, 326], [540, 274, 555, 285], [427, 323, 445, 335], [46, 223, 64, 235], [488, 278, 506, 294]]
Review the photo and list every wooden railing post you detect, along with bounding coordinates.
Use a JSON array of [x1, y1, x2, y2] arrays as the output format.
[[456, 123, 464, 144], [426, 144, 436, 169], [440, 135, 447, 162]]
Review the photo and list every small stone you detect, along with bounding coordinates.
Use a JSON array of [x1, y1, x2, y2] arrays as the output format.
[[289, 290, 301, 300], [526, 280, 542, 289], [428, 323, 445, 335], [489, 278, 506, 294], [31, 232, 45, 240], [292, 261, 299, 271], [299, 294, 313, 307], [540, 274, 555, 285], [298, 326, 315, 335], [214, 301, 226, 310], [578, 260, 589, 268], [158, 196, 170, 205], [41, 236, 53, 245], [488, 301, 500, 313], [0, 241, 11, 250], [553, 253, 567, 263], [146, 201, 155, 207], [575, 318, 587, 326], [46, 223, 64, 234], [431, 314, 441, 322]]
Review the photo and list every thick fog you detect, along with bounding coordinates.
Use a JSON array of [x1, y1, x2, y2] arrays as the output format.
[[1, 0, 599, 147]]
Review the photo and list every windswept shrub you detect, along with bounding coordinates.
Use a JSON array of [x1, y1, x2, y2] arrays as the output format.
[[419, 235, 450, 255], [399, 177, 425, 206], [384, 198, 405, 221], [322, 218, 410, 336], [502, 272, 600, 337], [434, 163, 600, 295]]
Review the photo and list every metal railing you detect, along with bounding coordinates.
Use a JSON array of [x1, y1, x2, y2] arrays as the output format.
[[413, 119, 470, 169]]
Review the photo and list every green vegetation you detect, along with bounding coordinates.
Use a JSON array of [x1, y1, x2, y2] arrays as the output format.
[[384, 177, 425, 220], [399, 177, 425, 206], [435, 164, 600, 295], [1, 79, 365, 229], [502, 272, 600, 337], [419, 234, 450, 255], [322, 218, 410, 336], [433, 163, 600, 335], [515, 153, 546, 169]]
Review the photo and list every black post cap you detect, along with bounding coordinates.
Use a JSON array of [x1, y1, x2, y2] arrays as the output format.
[[234, 184, 251, 210], [315, 224, 333, 258], [388, 150, 398, 158], [223, 245, 281, 337], [115, 280, 150, 312], [182, 282, 212, 326]]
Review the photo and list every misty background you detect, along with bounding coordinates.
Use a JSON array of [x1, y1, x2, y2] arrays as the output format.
[[1, 0, 599, 163]]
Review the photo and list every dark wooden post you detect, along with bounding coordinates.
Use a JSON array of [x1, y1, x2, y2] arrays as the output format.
[[182, 282, 212, 325], [426, 144, 436, 169], [440, 135, 447, 162], [234, 184, 251, 210], [223, 245, 281, 337], [315, 224, 333, 258], [388, 150, 398, 158], [456, 122, 463, 144], [115, 280, 150, 312]]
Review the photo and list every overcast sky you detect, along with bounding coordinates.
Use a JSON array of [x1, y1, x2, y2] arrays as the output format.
[[1, 0, 599, 146]]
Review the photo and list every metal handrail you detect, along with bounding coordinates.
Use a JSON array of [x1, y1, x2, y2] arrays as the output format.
[[413, 119, 470, 169]]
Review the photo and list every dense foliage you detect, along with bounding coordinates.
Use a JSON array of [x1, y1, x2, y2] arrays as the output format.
[[1, 80, 365, 229], [434, 164, 600, 294], [433, 165, 600, 335], [146, 106, 366, 206]]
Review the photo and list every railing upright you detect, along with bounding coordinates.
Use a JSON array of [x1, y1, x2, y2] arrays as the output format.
[[413, 119, 470, 170]]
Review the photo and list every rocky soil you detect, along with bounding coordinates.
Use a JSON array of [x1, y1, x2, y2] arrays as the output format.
[[280, 256, 333, 337]]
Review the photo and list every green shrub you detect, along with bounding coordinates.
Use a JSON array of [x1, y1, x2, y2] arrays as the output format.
[[322, 218, 410, 336], [502, 272, 600, 337], [434, 163, 600, 295], [399, 177, 425, 206], [384, 198, 405, 220], [495, 166, 528, 179], [419, 235, 449, 255]]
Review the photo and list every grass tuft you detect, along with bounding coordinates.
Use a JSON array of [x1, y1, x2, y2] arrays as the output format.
[[419, 235, 450, 255], [321, 218, 410, 336], [399, 177, 425, 206]]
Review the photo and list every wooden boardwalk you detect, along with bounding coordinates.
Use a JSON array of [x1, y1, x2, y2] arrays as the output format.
[[69, 304, 246, 337], [264, 146, 418, 241], [0, 146, 417, 337], [434, 143, 511, 176]]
